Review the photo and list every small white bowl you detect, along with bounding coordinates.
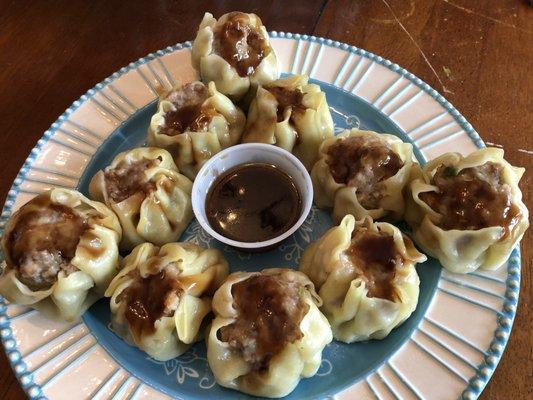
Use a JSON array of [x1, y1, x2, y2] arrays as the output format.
[[191, 143, 313, 251]]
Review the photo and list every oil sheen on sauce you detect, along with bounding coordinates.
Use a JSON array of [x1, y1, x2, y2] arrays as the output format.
[[206, 163, 302, 243]]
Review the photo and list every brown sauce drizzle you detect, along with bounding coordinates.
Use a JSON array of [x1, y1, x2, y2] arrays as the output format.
[[122, 269, 182, 337], [104, 158, 157, 203], [219, 273, 309, 372], [7, 197, 87, 290], [420, 162, 520, 237], [214, 12, 269, 77], [326, 136, 403, 209], [161, 83, 216, 136], [264, 85, 306, 123], [346, 228, 402, 301]]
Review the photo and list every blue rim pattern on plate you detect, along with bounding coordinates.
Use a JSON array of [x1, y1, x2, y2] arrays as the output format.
[[0, 32, 520, 400]]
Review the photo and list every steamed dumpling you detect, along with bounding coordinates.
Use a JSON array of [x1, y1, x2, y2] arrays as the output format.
[[311, 128, 414, 222], [105, 242, 228, 361], [207, 268, 332, 398], [191, 12, 279, 101], [243, 74, 334, 169], [0, 188, 122, 321], [405, 147, 529, 273], [300, 215, 426, 343], [89, 147, 193, 251], [147, 81, 246, 179]]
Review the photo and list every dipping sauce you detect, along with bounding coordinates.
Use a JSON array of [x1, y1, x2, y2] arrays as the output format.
[[206, 163, 302, 243]]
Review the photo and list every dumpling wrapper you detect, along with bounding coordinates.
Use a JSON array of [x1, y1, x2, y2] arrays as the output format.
[[89, 147, 193, 251], [0, 188, 122, 321], [207, 268, 332, 398], [106, 242, 229, 361], [243, 74, 334, 170], [191, 12, 279, 102], [311, 128, 415, 222], [405, 147, 529, 273], [300, 215, 426, 342], [147, 81, 246, 179]]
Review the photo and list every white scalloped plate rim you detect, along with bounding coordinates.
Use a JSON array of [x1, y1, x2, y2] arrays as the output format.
[[0, 32, 520, 400]]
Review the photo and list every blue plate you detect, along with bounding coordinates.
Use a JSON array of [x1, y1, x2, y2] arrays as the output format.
[[78, 79, 441, 399]]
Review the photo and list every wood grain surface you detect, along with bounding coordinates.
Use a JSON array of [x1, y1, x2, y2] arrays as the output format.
[[0, 1, 531, 399]]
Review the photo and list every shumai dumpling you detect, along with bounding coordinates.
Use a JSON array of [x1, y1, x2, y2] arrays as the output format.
[[105, 242, 228, 361], [89, 147, 193, 251], [405, 147, 529, 273], [207, 268, 332, 398], [147, 81, 246, 179], [0, 189, 121, 321], [191, 12, 279, 101], [243, 74, 334, 170], [300, 215, 426, 343], [311, 128, 414, 223]]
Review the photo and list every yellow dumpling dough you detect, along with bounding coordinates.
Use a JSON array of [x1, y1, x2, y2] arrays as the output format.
[[192, 12, 279, 101], [243, 74, 334, 170], [311, 128, 415, 223], [105, 242, 228, 361], [300, 215, 426, 343], [405, 147, 529, 273], [207, 268, 332, 398], [147, 81, 246, 179], [89, 147, 193, 251], [0, 188, 122, 321]]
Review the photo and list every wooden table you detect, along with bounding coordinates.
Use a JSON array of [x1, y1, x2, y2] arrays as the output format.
[[0, 1, 531, 398]]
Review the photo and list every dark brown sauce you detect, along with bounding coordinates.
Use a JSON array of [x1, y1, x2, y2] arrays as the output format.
[[346, 228, 402, 301], [420, 162, 520, 237], [123, 269, 182, 338], [326, 136, 403, 209], [161, 82, 215, 136], [265, 85, 306, 123], [206, 163, 302, 243], [214, 12, 269, 77], [6, 195, 87, 290], [219, 273, 309, 371], [104, 158, 157, 203]]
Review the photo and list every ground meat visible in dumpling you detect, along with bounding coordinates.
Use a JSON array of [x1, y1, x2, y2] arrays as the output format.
[[326, 136, 403, 209]]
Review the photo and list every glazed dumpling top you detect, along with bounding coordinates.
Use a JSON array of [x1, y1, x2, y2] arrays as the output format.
[[158, 82, 218, 136], [218, 271, 310, 372], [419, 161, 520, 236], [326, 135, 404, 210], [4, 196, 88, 290], [345, 224, 404, 301], [211, 11, 271, 78]]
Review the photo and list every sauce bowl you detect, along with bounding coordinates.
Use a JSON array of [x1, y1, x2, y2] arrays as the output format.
[[191, 143, 313, 251]]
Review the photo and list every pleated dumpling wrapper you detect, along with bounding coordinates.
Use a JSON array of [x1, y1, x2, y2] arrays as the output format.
[[243, 74, 334, 170], [191, 12, 279, 101], [311, 128, 414, 223], [0, 189, 122, 321], [405, 147, 529, 273], [106, 242, 229, 361], [89, 147, 193, 251], [300, 215, 426, 343], [147, 81, 246, 179], [207, 268, 332, 398]]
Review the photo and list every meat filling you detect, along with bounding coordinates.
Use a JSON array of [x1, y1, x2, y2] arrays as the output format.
[[219, 274, 309, 372], [345, 228, 403, 301], [7, 200, 87, 290], [104, 158, 157, 203], [161, 82, 216, 136], [326, 136, 404, 209], [420, 162, 520, 236], [121, 265, 182, 338], [214, 12, 269, 77]]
